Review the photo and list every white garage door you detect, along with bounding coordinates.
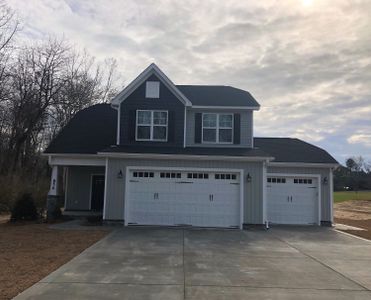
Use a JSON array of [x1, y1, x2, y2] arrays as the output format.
[[126, 169, 241, 228], [267, 175, 319, 225]]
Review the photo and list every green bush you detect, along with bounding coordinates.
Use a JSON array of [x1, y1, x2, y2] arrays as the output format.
[[11, 193, 38, 221]]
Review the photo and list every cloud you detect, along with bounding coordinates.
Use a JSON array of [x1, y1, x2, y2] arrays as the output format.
[[348, 133, 371, 148], [7, 0, 371, 163]]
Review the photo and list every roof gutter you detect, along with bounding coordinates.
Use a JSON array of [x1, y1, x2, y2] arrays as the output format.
[[268, 162, 340, 168], [98, 151, 274, 162]]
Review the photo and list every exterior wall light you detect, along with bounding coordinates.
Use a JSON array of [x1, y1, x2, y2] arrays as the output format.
[[117, 170, 123, 179], [323, 177, 328, 185], [246, 173, 252, 182]]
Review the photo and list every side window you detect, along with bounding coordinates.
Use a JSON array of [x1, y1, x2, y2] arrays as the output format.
[[145, 81, 160, 98], [202, 113, 233, 144]]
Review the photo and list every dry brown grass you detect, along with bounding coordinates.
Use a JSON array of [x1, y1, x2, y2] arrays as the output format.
[[0, 221, 108, 300], [334, 200, 371, 241]]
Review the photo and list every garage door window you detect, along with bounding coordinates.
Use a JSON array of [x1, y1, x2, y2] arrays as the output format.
[[160, 172, 181, 178], [267, 177, 286, 183], [294, 178, 313, 184], [187, 173, 209, 179], [133, 171, 154, 178], [215, 173, 237, 180]]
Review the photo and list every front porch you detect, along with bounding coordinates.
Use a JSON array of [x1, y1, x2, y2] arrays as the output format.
[[47, 160, 106, 220]]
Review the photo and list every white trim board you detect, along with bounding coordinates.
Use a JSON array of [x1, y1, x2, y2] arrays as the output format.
[[99, 152, 273, 162], [268, 162, 339, 168], [266, 172, 321, 225], [124, 166, 244, 229], [192, 105, 260, 110]]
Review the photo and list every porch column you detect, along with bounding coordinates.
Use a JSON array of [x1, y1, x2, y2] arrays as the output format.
[[46, 165, 60, 220]]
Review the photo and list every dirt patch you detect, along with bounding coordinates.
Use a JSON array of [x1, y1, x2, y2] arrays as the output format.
[[0, 222, 108, 300], [334, 200, 371, 240]]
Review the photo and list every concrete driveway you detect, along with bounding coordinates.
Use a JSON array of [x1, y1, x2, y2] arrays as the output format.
[[15, 227, 371, 299]]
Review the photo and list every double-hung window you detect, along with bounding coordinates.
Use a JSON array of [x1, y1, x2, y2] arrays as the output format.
[[202, 113, 233, 143], [136, 110, 168, 141]]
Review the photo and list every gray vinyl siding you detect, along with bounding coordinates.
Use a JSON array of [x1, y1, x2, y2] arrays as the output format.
[[267, 166, 332, 222], [104, 158, 264, 224], [186, 108, 253, 148], [120, 74, 185, 147], [65, 166, 105, 211]]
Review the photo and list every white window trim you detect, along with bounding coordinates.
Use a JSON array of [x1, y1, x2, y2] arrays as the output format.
[[201, 113, 234, 144], [145, 81, 160, 98], [136, 110, 168, 142]]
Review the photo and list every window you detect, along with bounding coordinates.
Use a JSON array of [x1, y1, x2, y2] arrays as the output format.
[[202, 113, 233, 143], [187, 173, 209, 179], [133, 171, 154, 178], [267, 177, 286, 183], [160, 172, 181, 179], [294, 178, 313, 184], [136, 110, 168, 141], [145, 81, 160, 98], [215, 173, 238, 180]]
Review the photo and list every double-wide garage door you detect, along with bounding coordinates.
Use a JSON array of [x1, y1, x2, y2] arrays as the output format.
[[127, 169, 241, 228], [267, 175, 319, 225]]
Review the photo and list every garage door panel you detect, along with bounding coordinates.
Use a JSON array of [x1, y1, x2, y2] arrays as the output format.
[[127, 170, 240, 228], [267, 176, 319, 225]]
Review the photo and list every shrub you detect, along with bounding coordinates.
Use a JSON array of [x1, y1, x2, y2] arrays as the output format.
[[11, 193, 38, 221]]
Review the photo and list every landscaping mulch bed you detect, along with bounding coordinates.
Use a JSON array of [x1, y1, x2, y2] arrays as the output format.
[[0, 220, 108, 300], [334, 200, 371, 241]]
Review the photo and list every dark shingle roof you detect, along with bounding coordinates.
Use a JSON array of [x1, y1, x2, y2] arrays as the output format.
[[254, 137, 338, 164], [44, 104, 116, 154], [45, 104, 338, 164], [176, 85, 260, 107]]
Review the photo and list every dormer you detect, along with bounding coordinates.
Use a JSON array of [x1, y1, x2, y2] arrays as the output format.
[[111, 64, 260, 149]]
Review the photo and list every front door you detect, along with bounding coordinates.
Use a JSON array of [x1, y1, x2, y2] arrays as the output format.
[[91, 175, 105, 211]]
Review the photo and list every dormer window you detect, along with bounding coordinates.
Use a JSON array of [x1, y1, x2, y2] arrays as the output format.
[[145, 81, 160, 98], [202, 113, 233, 144], [136, 110, 168, 141]]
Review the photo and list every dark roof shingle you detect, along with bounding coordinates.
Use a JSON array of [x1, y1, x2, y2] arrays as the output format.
[[45, 104, 338, 165], [176, 85, 260, 107]]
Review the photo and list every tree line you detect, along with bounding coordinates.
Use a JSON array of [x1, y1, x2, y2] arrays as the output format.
[[0, 3, 120, 211], [334, 156, 371, 191]]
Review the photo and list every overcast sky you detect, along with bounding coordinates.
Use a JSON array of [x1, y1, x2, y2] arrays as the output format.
[[8, 0, 371, 164]]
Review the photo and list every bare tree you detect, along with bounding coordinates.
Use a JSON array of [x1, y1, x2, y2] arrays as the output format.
[[0, 2, 19, 53]]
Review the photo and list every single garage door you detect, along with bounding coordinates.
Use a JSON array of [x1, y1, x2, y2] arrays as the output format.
[[267, 175, 319, 225], [126, 169, 241, 228]]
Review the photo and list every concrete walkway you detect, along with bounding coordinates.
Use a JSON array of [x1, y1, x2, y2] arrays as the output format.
[[14, 227, 371, 299]]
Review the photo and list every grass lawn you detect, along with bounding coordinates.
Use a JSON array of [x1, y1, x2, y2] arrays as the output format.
[[0, 220, 109, 300], [334, 190, 371, 203]]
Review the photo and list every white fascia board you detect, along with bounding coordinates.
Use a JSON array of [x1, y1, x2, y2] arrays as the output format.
[[98, 151, 273, 162], [111, 63, 192, 107], [47, 154, 106, 166], [268, 162, 339, 168], [191, 105, 260, 110]]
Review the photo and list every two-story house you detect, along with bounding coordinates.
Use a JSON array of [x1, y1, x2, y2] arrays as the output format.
[[45, 63, 338, 228]]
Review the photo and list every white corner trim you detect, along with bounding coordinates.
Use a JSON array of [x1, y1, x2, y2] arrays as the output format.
[[103, 158, 108, 220], [116, 103, 121, 145], [266, 172, 322, 225], [329, 168, 334, 223], [183, 107, 187, 148], [111, 63, 192, 107], [262, 161, 267, 224]]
